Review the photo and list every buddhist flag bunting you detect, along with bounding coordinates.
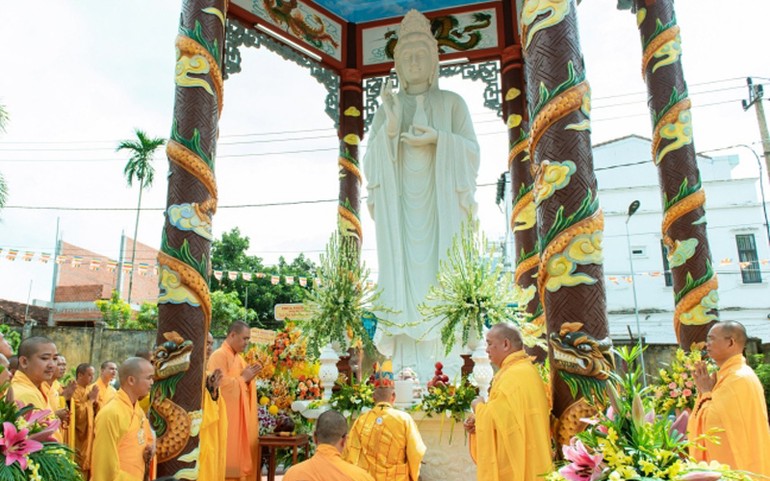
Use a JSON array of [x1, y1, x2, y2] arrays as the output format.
[[314, 278, 322, 288], [256, 272, 266, 279], [720, 258, 732, 266], [213, 270, 223, 281], [6, 250, 18, 261], [71, 256, 83, 268], [89, 259, 101, 271], [138, 263, 149, 276], [106, 260, 118, 272], [23, 251, 35, 262], [299, 277, 307, 287], [39, 253, 51, 264], [122, 262, 133, 273], [285, 276, 294, 285], [55, 255, 67, 265], [242, 272, 252, 282], [227, 271, 238, 281], [271, 275, 280, 285]]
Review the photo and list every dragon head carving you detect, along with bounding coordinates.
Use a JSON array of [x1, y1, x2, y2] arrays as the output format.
[[152, 331, 194, 380], [549, 322, 614, 380]]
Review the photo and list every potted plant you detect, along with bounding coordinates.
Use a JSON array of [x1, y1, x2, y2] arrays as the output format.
[[300, 232, 390, 359], [418, 216, 527, 355]]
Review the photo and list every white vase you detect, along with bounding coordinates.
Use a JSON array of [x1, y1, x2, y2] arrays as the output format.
[[318, 343, 339, 401], [471, 328, 493, 401]]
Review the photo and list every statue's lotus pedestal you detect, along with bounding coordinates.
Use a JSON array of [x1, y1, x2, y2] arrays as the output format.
[[411, 411, 477, 481]]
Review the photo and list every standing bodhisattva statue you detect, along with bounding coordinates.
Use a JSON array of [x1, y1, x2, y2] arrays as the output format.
[[365, 10, 480, 378]]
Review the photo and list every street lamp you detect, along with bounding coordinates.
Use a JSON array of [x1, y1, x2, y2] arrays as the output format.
[[624, 199, 647, 385]]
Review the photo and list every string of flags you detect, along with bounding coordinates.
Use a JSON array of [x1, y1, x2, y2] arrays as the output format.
[[0, 247, 378, 288], [1, 247, 767, 286]]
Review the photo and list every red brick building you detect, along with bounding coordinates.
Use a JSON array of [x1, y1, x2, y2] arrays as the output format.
[[53, 238, 159, 325]]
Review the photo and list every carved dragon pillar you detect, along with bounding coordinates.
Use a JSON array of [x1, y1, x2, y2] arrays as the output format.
[[521, 0, 613, 446], [631, 0, 718, 348], [501, 46, 545, 360], [338, 69, 364, 246], [153, 0, 226, 477]]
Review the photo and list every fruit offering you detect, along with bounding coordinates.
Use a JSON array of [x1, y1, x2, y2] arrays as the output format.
[[427, 362, 449, 388]]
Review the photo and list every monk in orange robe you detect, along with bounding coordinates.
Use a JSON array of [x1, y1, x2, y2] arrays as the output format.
[[91, 357, 156, 481], [11, 336, 62, 441], [72, 363, 98, 474], [200, 332, 228, 481], [688, 321, 770, 478], [285, 410, 374, 481], [92, 360, 118, 413], [465, 323, 553, 481], [207, 321, 261, 481]]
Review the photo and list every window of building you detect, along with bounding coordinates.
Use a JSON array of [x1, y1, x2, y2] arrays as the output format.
[[660, 240, 673, 287], [736, 233, 762, 284]]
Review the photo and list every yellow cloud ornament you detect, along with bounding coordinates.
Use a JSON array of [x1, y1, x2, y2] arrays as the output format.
[[534, 160, 576, 206], [667, 238, 698, 268], [656, 109, 692, 165], [505, 87, 521, 101], [344, 106, 361, 117], [158, 265, 201, 307], [343, 134, 360, 145], [680, 289, 719, 326], [175, 52, 213, 96], [545, 254, 597, 292], [513, 200, 536, 232], [507, 114, 523, 129]]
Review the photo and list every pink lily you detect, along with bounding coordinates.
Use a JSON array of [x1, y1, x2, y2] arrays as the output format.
[[678, 471, 722, 481], [669, 410, 690, 439], [0, 421, 44, 470], [559, 439, 604, 481]]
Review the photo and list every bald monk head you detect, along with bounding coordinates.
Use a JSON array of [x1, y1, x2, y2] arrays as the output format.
[[372, 385, 396, 405], [225, 320, 251, 354], [315, 410, 350, 453], [485, 323, 524, 368], [118, 357, 155, 404], [707, 321, 748, 367], [17, 336, 58, 387], [76, 363, 96, 388]]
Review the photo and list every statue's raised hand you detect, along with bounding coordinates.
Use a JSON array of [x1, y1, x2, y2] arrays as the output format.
[[380, 78, 400, 138]]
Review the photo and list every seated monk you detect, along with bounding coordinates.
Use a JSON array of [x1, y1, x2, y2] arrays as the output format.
[[284, 410, 374, 481]]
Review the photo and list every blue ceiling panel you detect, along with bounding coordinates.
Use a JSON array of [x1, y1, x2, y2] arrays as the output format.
[[313, 0, 493, 23]]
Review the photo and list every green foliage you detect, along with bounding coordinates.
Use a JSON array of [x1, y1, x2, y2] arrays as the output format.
[[94, 290, 132, 328], [210, 227, 316, 328], [328, 378, 374, 420], [300, 233, 388, 358], [210, 290, 254, 336], [663, 175, 701, 212], [530, 61, 584, 120], [419, 216, 525, 355], [748, 353, 770, 419], [0, 325, 20, 352], [117, 129, 165, 190], [674, 261, 714, 304], [123, 302, 158, 331]]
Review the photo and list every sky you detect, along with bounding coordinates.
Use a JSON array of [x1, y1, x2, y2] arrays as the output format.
[[0, 0, 769, 305]]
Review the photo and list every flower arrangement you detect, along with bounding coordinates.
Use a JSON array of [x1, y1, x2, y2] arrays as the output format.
[[296, 375, 322, 401], [328, 375, 374, 419], [417, 216, 529, 355], [651, 345, 712, 416], [546, 346, 753, 481], [0, 387, 83, 481], [300, 232, 391, 358], [418, 375, 477, 424]]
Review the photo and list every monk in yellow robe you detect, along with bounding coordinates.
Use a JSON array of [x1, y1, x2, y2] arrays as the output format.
[[688, 321, 770, 478], [92, 360, 118, 413], [46, 354, 76, 444], [11, 336, 62, 441], [207, 321, 261, 481], [200, 332, 228, 481], [465, 323, 552, 481], [91, 357, 155, 481], [343, 361, 425, 481], [72, 363, 98, 474], [285, 410, 374, 481]]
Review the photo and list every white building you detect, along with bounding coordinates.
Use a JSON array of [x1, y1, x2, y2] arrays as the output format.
[[594, 135, 770, 344]]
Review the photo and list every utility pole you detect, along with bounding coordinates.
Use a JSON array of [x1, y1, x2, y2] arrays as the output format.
[[47, 218, 60, 326], [742, 77, 770, 186]]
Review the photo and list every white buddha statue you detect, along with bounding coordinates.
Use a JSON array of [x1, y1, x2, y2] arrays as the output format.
[[365, 10, 480, 381]]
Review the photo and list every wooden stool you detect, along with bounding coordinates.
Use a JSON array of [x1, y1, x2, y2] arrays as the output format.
[[260, 433, 310, 481]]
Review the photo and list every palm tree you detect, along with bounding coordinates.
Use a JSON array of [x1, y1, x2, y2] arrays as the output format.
[[0, 104, 9, 210], [117, 128, 165, 304]]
